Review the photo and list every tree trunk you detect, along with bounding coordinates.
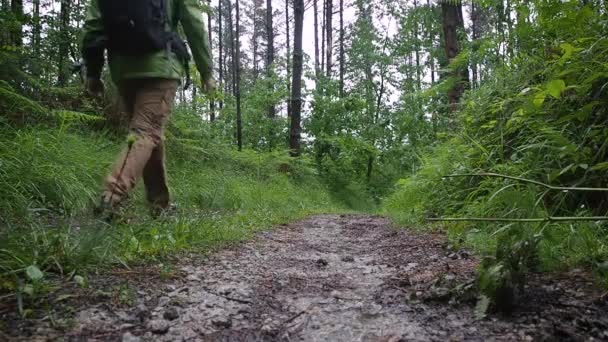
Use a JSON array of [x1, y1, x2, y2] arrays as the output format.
[[31, 0, 41, 76], [427, 0, 435, 84], [218, 0, 224, 109], [1, 0, 8, 46], [339, 0, 344, 96], [366, 37, 389, 182], [33, 0, 41, 54], [228, 0, 236, 96], [495, 0, 505, 66], [321, 0, 326, 72], [313, 0, 320, 78], [289, 0, 304, 157], [285, 0, 291, 117], [414, 0, 421, 91], [208, 0, 215, 121], [252, 0, 260, 80], [441, 0, 469, 115], [57, 0, 71, 86], [470, 1, 478, 88], [192, 83, 197, 111], [505, 0, 513, 58], [325, 0, 333, 77], [266, 0, 275, 118], [236, 0, 243, 151], [10, 0, 23, 48], [321, 0, 327, 71]]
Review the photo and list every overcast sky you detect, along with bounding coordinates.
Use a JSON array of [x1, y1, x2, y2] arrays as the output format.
[[209, 0, 361, 76]]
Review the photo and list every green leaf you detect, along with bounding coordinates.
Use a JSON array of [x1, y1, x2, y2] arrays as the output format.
[[548, 169, 561, 183], [591, 162, 608, 171], [56, 294, 75, 302], [26, 265, 43, 281], [127, 134, 137, 147], [22, 284, 34, 296], [533, 91, 546, 107], [481, 120, 497, 129], [475, 295, 491, 320], [74, 275, 87, 288], [128, 236, 140, 252], [559, 163, 575, 177], [559, 43, 574, 65], [547, 80, 566, 99]]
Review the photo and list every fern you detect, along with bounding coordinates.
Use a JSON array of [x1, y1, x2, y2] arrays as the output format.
[[0, 86, 46, 117]]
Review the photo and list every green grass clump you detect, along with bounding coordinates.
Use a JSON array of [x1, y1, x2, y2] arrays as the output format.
[[0, 125, 341, 312], [382, 15, 608, 311], [0, 128, 117, 224], [382, 128, 608, 313], [383, 137, 608, 266]]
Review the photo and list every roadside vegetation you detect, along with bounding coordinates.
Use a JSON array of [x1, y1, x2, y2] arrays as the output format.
[[383, 1, 608, 313], [0, 89, 341, 315], [2, 0, 608, 321]]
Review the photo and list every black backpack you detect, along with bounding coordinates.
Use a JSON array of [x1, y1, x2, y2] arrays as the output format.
[[98, 0, 189, 59]]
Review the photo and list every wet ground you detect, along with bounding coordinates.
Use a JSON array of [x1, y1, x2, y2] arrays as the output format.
[[4, 215, 608, 341]]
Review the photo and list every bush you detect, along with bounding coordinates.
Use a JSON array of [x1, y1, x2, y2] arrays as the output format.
[[383, 10, 608, 312]]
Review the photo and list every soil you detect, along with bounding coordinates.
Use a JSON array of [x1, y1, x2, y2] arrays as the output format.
[[3, 215, 608, 341]]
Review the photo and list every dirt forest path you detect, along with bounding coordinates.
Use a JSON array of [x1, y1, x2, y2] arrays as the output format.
[[26, 215, 608, 341]]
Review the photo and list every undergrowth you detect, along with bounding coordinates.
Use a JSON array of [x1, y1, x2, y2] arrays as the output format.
[[383, 139, 608, 315], [0, 120, 341, 315], [383, 3, 608, 315]]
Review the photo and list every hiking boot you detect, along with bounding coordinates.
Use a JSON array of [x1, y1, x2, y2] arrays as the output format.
[[93, 196, 115, 224], [150, 203, 178, 219], [94, 192, 126, 224]]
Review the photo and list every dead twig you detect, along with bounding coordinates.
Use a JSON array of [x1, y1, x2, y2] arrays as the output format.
[[64, 327, 146, 338], [427, 217, 608, 223], [444, 173, 608, 192], [202, 288, 252, 304], [282, 310, 307, 326], [431, 173, 608, 222]]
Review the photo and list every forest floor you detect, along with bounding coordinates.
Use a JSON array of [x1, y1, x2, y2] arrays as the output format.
[[4, 214, 608, 341]]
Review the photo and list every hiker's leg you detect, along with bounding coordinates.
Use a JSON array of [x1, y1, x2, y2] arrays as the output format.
[[102, 79, 177, 207], [142, 80, 177, 210], [101, 81, 139, 207], [144, 140, 170, 209]]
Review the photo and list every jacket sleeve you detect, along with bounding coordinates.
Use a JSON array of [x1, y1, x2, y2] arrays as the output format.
[[81, 0, 106, 79], [179, 0, 213, 82]]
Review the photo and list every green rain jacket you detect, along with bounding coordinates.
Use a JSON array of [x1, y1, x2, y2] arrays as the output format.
[[82, 0, 212, 84]]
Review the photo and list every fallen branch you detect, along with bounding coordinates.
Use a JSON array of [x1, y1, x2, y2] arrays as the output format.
[[427, 217, 608, 223], [444, 173, 608, 192], [283, 310, 307, 325], [202, 288, 252, 304]]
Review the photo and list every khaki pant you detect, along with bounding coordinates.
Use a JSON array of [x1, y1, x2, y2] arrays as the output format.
[[102, 79, 178, 210]]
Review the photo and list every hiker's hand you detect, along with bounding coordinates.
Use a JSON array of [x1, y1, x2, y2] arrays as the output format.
[[86, 78, 104, 98], [202, 78, 216, 95]]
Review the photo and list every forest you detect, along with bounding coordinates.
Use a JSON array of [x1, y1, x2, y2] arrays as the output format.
[[2, 0, 608, 339]]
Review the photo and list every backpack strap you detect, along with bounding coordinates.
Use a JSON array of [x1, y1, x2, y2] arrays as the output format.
[[166, 36, 191, 90], [161, 0, 190, 89]]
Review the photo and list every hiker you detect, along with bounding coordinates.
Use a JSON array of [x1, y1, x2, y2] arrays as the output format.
[[81, 0, 214, 217]]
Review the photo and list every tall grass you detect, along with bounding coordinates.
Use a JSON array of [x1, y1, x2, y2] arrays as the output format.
[[0, 125, 341, 303], [382, 138, 608, 271], [383, 11, 608, 309]]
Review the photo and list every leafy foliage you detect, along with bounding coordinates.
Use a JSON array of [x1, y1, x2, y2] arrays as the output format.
[[2, 0, 608, 319], [0, 121, 341, 310], [384, 0, 608, 313]]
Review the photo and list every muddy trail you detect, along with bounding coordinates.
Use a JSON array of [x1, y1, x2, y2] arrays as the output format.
[[6, 215, 608, 341]]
